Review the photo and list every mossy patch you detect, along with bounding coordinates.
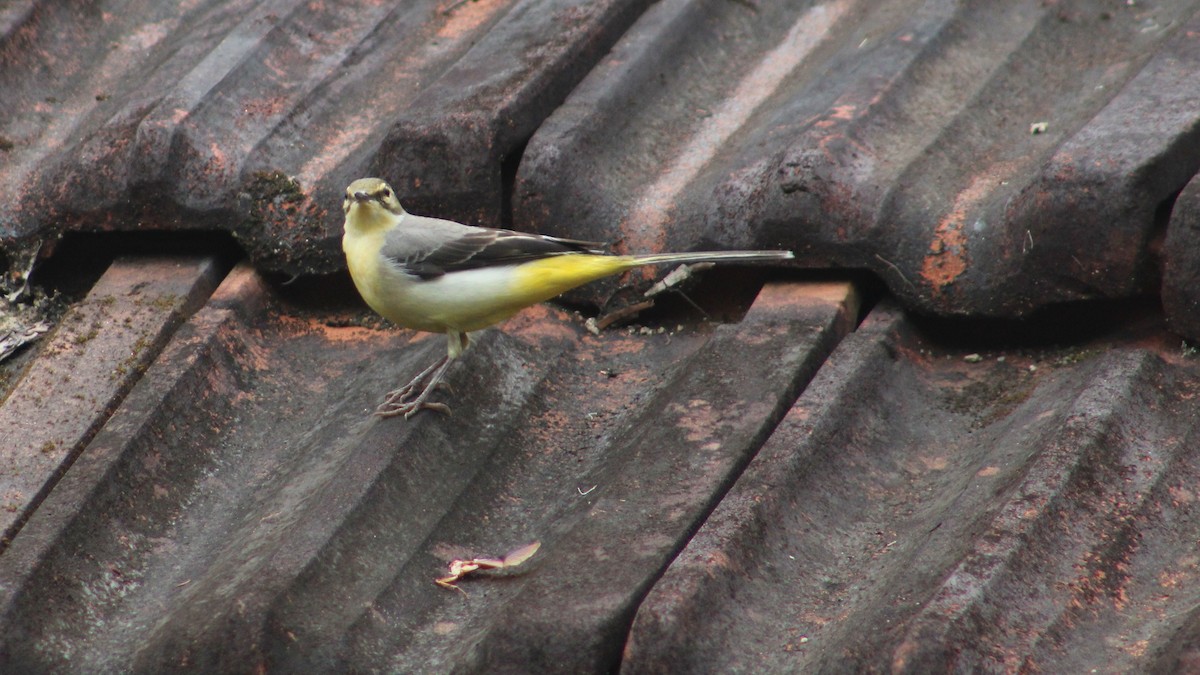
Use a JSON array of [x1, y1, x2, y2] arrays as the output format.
[[243, 170, 306, 227]]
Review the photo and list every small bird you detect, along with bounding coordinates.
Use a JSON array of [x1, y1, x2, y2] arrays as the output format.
[[341, 177, 794, 418]]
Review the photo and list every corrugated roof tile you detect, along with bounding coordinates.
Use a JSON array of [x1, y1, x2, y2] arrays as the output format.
[[1, 0, 654, 274], [626, 303, 1200, 673], [0, 257, 222, 548], [517, 0, 1200, 319], [0, 268, 857, 671]]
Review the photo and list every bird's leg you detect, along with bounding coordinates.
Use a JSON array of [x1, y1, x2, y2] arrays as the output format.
[[375, 331, 471, 419]]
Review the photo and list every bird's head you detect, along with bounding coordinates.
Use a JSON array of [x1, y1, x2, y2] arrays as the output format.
[[343, 178, 406, 233]]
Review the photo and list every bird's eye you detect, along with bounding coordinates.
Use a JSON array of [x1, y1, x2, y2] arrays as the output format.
[[381, 189, 391, 199]]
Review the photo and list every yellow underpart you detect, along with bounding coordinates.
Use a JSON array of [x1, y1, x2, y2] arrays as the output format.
[[343, 230, 389, 305], [510, 254, 637, 304]]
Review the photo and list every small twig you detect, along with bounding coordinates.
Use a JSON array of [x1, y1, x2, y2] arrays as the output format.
[[874, 254, 915, 290], [643, 263, 713, 318], [592, 300, 655, 332], [672, 290, 709, 319]]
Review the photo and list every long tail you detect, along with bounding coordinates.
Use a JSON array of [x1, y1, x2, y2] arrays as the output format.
[[509, 249, 794, 310], [624, 250, 795, 266]]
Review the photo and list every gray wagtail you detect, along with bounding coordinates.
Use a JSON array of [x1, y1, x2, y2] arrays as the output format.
[[342, 177, 794, 418]]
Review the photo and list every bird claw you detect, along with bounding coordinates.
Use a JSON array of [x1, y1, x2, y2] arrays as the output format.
[[374, 384, 453, 418], [414, 401, 452, 417], [380, 384, 418, 406], [375, 399, 452, 419], [375, 355, 453, 419]]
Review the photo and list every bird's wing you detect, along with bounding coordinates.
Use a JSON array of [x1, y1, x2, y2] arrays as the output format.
[[381, 216, 607, 280]]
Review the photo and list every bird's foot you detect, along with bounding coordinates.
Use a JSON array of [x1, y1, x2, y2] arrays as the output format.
[[375, 395, 451, 419], [375, 355, 453, 419]]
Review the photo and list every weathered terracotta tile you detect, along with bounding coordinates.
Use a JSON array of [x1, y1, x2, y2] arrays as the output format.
[[0, 276, 856, 671], [626, 302, 1200, 673], [0, 257, 221, 547]]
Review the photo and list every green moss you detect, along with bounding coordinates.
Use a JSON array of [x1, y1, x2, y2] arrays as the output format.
[[1183, 341, 1199, 359], [239, 171, 308, 253], [1050, 347, 1101, 367], [245, 171, 305, 213], [151, 293, 179, 311], [112, 334, 152, 379]]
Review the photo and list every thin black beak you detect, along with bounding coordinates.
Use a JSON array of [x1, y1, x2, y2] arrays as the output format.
[[353, 191, 371, 202]]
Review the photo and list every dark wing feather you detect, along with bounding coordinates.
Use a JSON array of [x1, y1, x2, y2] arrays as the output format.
[[387, 227, 606, 280]]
